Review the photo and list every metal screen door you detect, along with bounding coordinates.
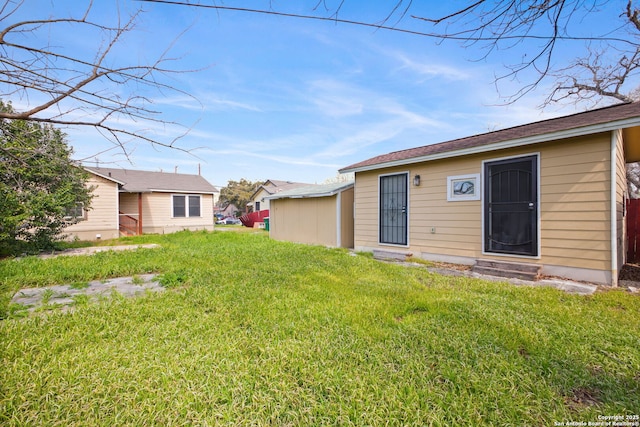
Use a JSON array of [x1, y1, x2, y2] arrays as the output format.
[[484, 156, 538, 256], [379, 173, 408, 245]]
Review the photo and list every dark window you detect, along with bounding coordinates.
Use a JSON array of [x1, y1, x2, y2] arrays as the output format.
[[173, 195, 186, 217], [188, 195, 201, 217], [174, 195, 201, 217], [64, 202, 85, 220]]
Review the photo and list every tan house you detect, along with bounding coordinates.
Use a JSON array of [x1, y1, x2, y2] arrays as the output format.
[[340, 102, 640, 286], [265, 181, 355, 248], [248, 180, 314, 213], [64, 167, 218, 241]]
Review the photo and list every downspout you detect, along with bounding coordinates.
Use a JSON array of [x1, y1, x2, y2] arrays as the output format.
[[611, 130, 619, 287]]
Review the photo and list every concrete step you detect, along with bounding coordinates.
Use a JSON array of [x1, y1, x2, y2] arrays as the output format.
[[472, 259, 541, 281]]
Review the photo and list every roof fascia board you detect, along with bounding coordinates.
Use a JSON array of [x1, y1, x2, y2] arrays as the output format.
[[119, 189, 216, 194], [250, 185, 271, 200], [265, 184, 353, 200], [266, 191, 337, 200], [147, 189, 217, 194], [342, 118, 640, 173], [83, 168, 126, 185]]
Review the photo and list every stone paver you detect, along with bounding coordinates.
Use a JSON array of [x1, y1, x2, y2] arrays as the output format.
[[11, 274, 164, 313], [7, 245, 164, 316]]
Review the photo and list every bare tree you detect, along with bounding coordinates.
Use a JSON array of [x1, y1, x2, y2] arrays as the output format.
[[0, 0, 197, 158], [378, 0, 640, 106], [628, 163, 640, 197], [542, 2, 640, 107], [547, 47, 639, 106], [144, 0, 640, 107]]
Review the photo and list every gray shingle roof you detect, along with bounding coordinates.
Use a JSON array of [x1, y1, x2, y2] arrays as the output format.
[[265, 181, 354, 200], [340, 101, 640, 173], [250, 180, 315, 201], [85, 167, 218, 194], [259, 180, 314, 195]]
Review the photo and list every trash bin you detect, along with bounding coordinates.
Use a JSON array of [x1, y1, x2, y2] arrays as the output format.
[[264, 217, 270, 231]]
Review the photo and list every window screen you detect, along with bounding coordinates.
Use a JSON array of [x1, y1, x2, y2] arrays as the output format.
[[188, 195, 201, 217], [173, 195, 186, 217]]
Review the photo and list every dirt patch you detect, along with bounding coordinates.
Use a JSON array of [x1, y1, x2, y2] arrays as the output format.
[[620, 264, 640, 282], [564, 387, 601, 411], [431, 261, 472, 272]]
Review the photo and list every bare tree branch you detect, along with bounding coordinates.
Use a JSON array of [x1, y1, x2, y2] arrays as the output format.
[[0, 0, 200, 157], [627, 0, 640, 31], [142, 0, 640, 107], [138, 0, 634, 45], [628, 162, 640, 197], [546, 45, 640, 106]]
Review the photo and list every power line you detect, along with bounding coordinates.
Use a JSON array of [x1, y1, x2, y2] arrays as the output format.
[[137, 0, 635, 45]]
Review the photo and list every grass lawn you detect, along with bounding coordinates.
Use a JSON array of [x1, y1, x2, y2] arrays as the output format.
[[1, 230, 639, 425]]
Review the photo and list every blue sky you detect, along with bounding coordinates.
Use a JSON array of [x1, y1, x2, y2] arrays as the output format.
[[9, 1, 637, 189]]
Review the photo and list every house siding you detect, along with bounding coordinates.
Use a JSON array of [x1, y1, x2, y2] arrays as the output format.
[[540, 135, 611, 277], [354, 133, 613, 283], [252, 188, 273, 212], [141, 193, 214, 234], [119, 193, 139, 217], [340, 187, 355, 248], [64, 174, 120, 241], [270, 196, 339, 247]]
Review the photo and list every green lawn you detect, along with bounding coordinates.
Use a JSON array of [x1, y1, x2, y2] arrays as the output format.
[[1, 230, 639, 425]]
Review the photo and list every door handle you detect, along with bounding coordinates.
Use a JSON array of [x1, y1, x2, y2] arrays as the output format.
[[528, 202, 535, 210]]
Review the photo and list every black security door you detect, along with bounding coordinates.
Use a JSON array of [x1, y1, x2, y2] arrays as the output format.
[[380, 173, 408, 245], [484, 156, 538, 256]]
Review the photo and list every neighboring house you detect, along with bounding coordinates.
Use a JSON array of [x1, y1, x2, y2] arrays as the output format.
[[248, 179, 314, 213], [64, 167, 218, 241], [265, 181, 355, 248], [219, 203, 240, 218], [340, 102, 640, 286]]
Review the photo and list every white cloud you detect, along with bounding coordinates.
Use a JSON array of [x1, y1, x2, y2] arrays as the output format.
[[203, 147, 343, 169], [301, 77, 452, 158], [204, 97, 263, 112], [151, 94, 204, 111], [382, 49, 471, 81], [308, 79, 365, 117]]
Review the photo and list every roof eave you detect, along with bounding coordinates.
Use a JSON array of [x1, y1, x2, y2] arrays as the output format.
[[340, 117, 640, 174], [148, 188, 217, 195], [84, 168, 126, 185], [265, 183, 354, 200], [266, 192, 335, 200], [119, 188, 217, 194], [250, 186, 272, 200]]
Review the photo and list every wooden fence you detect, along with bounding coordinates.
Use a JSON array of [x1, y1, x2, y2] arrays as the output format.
[[627, 198, 640, 263]]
